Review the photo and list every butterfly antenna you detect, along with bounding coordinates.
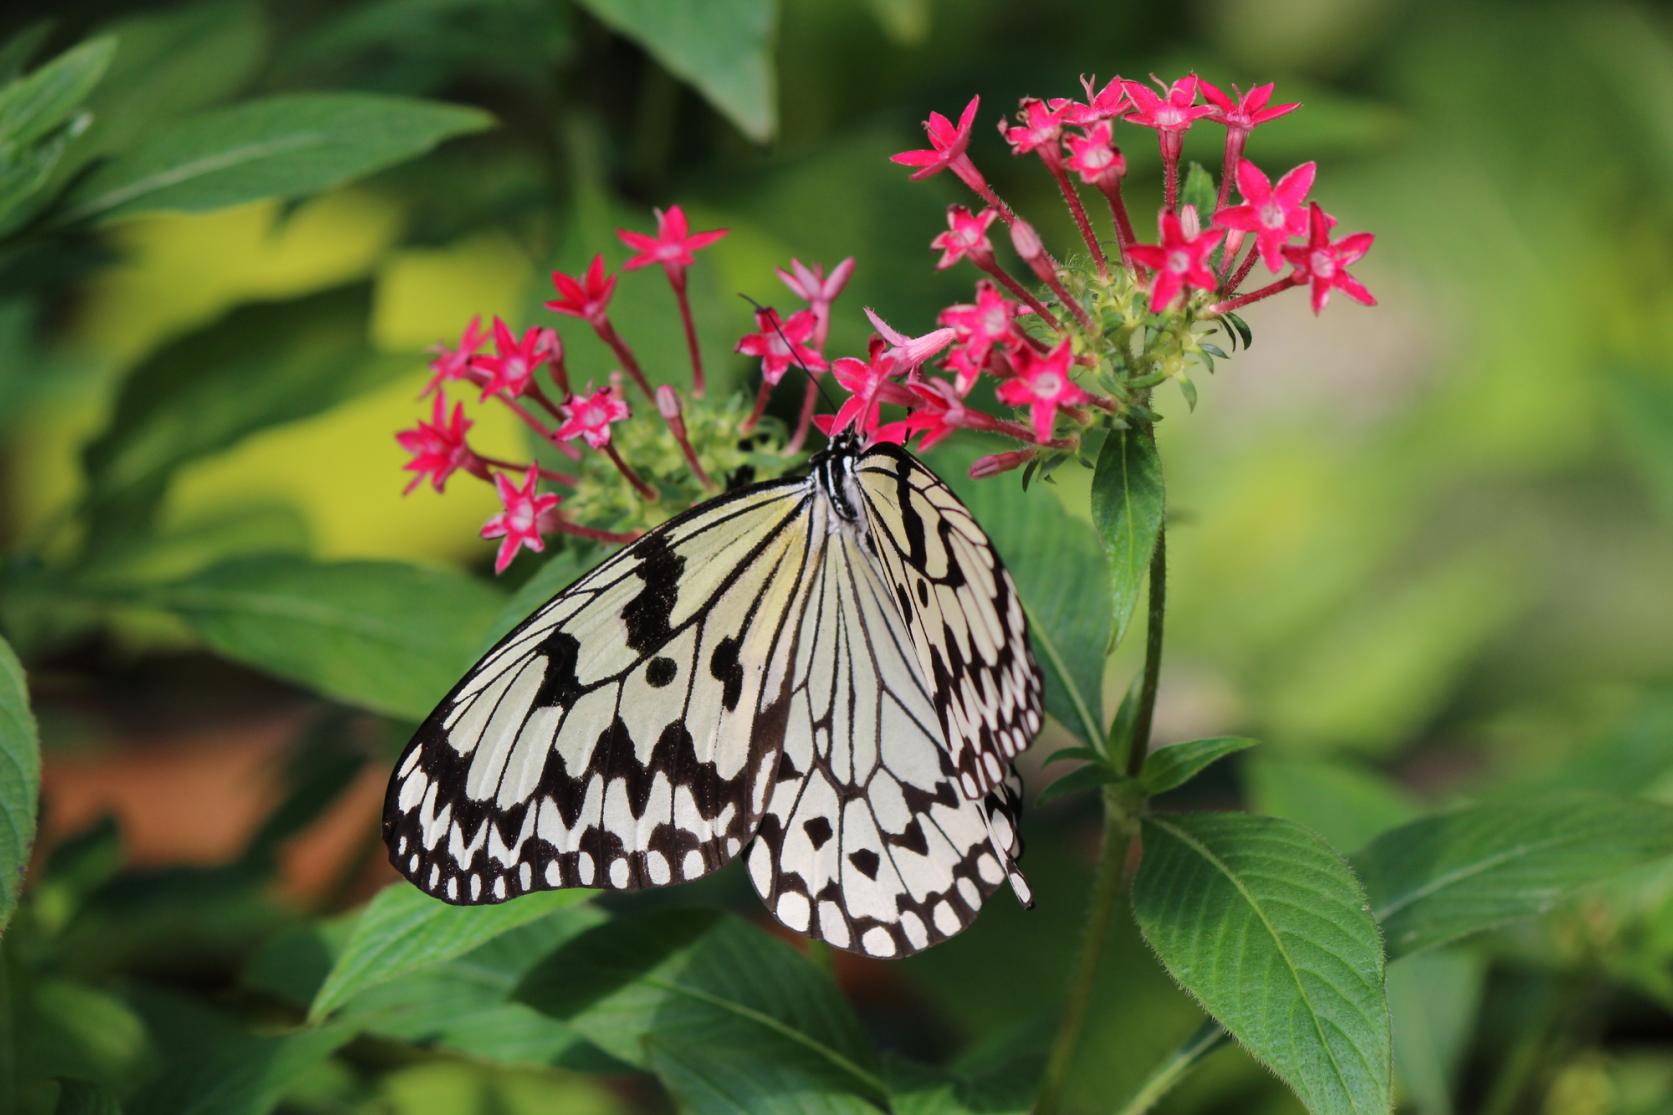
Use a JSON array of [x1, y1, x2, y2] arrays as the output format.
[[738, 292, 838, 411]]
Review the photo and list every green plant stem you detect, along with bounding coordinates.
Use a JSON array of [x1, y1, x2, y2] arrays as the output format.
[[1035, 512, 1168, 1115], [1121, 521, 1166, 778], [1111, 1022, 1229, 1115]]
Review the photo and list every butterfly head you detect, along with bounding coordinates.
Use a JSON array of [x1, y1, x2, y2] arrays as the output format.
[[809, 433, 865, 522]]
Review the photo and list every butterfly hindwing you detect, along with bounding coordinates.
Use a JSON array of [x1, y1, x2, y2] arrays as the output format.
[[746, 510, 1030, 958], [384, 479, 817, 904], [852, 444, 1044, 799]]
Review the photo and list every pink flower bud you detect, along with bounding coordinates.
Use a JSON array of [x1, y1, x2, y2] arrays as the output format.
[[656, 384, 683, 421], [970, 448, 1035, 480]]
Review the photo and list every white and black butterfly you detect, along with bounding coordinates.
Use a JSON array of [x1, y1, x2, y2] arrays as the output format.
[[383, 434, 1044, 958]]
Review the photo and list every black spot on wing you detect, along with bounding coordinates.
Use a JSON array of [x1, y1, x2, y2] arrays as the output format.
[[848, 848, 880, 880], [709, 635, 744, 711], [621, 533, 684, 652], [803, 816, 833, 849], [646, 656, 678, 687]]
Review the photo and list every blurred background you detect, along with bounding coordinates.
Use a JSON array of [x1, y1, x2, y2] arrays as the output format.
[[1, 0, 1670, 1113]]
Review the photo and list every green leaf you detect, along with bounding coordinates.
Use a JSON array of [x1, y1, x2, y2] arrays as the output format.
[[943, 452, 1110, 744], [1036, 763, 1124, 807], [138, 556, 506, 721], [1041, 745, 1103, 768], [1140, 736, 1259, 797], [575, 0, 775, 142], [1133, 812, 1392, 1115], [310, 883, 590, 1021], [0, 37, 113, 149], [248, 904, 614, 1071], [1354, 792, 1673, 960], [124, 990, 350, 1115], [1387, 950, 1484, 1115], [80, 285, 411, 522], [54, 91, 491, 224], [1180, 161, 1217, 220], [1090, 427, 1164, 653], [17, 978, 149, 1091], [1246, 757, 1420, 853], [53, 1081, 123, 1115], [0, 634, 39, 931], [516, 909, 887, 1108]]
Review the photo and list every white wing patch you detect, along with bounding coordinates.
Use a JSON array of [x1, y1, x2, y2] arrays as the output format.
[[384, 480, 817, 904], [746, 522, 1031, 958], [853, 446, 1043, 799]]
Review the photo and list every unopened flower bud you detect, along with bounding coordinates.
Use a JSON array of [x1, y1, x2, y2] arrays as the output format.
[[656, 384, 683, 422], [970, 448, 1036, 480]]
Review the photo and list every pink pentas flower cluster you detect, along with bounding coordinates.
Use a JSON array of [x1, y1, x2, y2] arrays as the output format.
[[812, 73, 1377, 479], [395, 205, 855, 571]]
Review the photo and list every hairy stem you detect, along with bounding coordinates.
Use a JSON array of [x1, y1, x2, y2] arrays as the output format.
[[1036, 463, 1169, 1115], [1111, 1021, 1230, 1115]]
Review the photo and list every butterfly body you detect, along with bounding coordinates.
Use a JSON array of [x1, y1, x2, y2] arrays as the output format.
[[384, 435, 1043, 956]]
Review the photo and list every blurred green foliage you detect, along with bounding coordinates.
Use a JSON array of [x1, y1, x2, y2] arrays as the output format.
[[0, 1, 1670, 1114]]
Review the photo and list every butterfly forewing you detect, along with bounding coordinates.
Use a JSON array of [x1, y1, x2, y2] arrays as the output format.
[[852, 445, 1044, 799], [384, 478, 817, 904], [746, 515, 1031, 958]]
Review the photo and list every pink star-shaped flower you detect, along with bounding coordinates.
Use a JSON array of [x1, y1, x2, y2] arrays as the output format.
[[1198, 79, 1299, 133], [1282, 203, 1376, 315], [1215, 159, 1316, 272], [396, 393, 475, 494], [900, 378, 971, 449], [932, 205, 998, 270], [776, 257, 855, 311], [1123, 76, 1215, 135], [938, 281, 1019, 381], [422, 316, 487, 397], [890, 96, 980, 180], [1063, 121, 1126, 188], [819, 340, 905, 440], [999, 98, 1066, 158], [864, 307, 955, 372], [556, 386, 631, 448], [480, 466, 560, 574], [617, 205, 728, 277], [996, 341, 1087, 442], [1127, 209, 1226, 312], [546, 255, 617, 326], [1061, 75, 1129, 125], [472, 317, 548, 399], [734, 308, 828, 386]]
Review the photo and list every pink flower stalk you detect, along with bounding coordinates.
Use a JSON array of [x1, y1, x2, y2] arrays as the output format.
[[1214, 159, 1316, 273], [1011, 219, 1097, 332], [481, 467, 561, 574], [657, 384, 714, 490], [619, 205, 728, 396], [1123, 75, 1215, 211], [1002, 97, 1107, 277], [472, 317, 549, 400], [1127, 207, 1225, 312], [735, 308, 828, 386], [1064, 120, 1136, 259], [996, 341, 1089, 442], [891, 96, 1016, 221], [864, 307, 956, 372], [548, 255, 652, 401], [556, 386, 631, 449], [533, 327, 569, 395], [1199, 79, 1300, 211], [422, 316, 487, 397], [933, 205, 1000, 270], [397, 394, 478, 494], [546, 255, 617, 327], [1282, 203, 1376, 314]]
